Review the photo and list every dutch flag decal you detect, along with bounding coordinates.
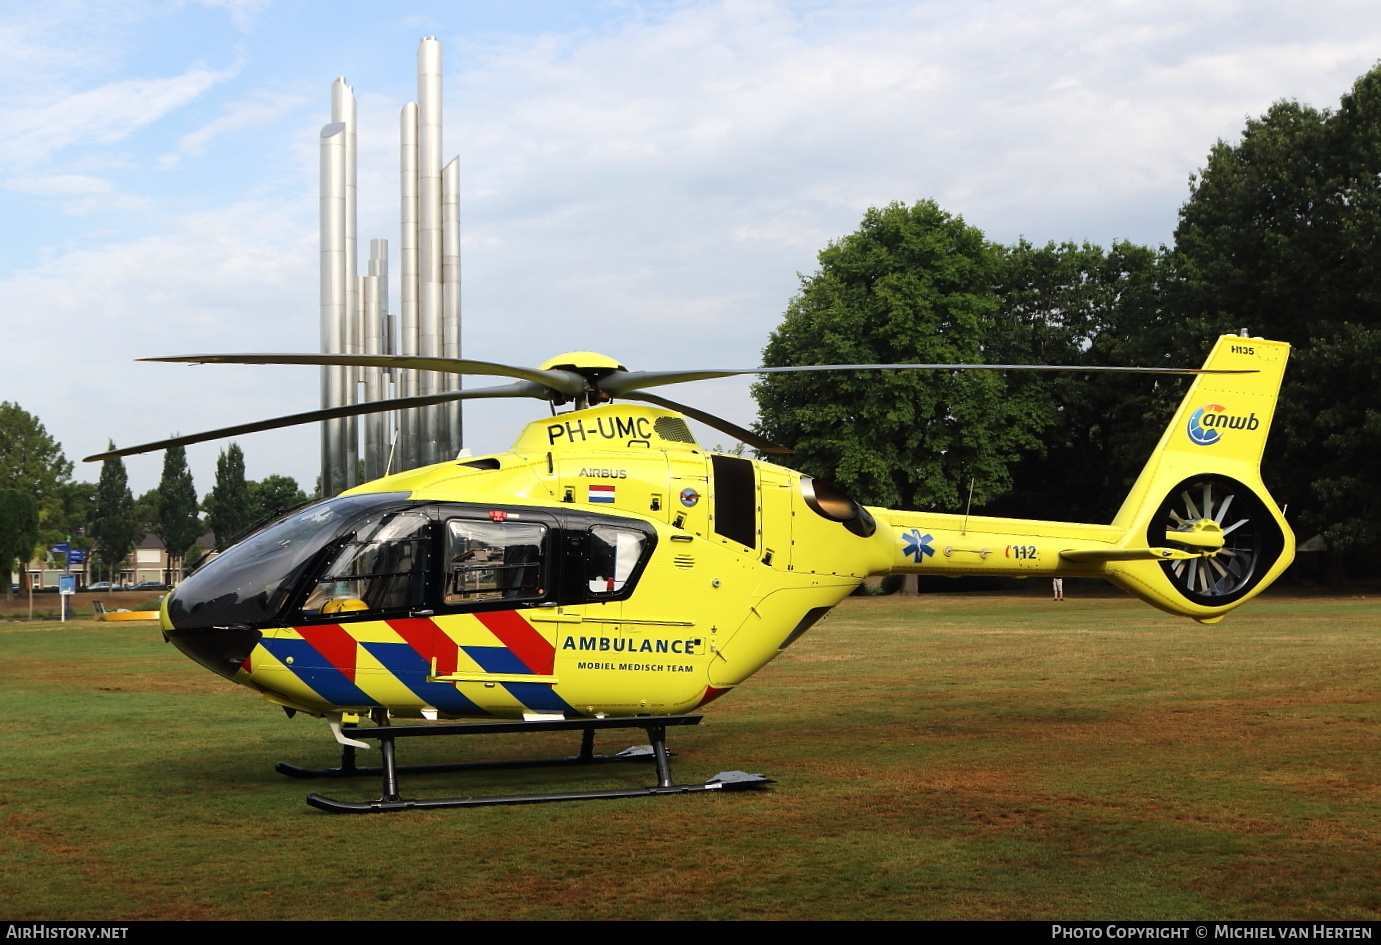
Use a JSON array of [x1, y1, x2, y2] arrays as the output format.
[[588, 484, 616, 503]]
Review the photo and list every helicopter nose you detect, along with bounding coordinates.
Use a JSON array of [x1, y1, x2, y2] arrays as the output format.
[[165, 626, 262, 681]]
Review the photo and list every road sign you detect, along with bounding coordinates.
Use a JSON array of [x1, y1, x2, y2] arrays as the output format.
[[67, 550, 86, 565], [50, 542, 70, 554]]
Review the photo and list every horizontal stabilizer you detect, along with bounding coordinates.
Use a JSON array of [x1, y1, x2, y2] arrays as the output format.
[[1059, 547, 1201, 563]]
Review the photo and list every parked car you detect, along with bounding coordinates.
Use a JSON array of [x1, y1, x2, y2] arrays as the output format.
[[86, 582, 122, 591], [128, 580, 167, 591]]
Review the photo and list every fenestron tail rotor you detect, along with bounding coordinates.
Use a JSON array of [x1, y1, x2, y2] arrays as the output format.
[[1151, 474, 1286, 606]]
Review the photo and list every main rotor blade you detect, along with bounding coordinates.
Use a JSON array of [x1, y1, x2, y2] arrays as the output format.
[[599, 363, 1255, 395], [621, 390, 792, 455], [142, 353, 585, 397], [83, 382, 546, 462]]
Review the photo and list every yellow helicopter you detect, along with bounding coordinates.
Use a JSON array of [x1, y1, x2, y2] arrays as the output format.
[[88, 334, 1292, 812]]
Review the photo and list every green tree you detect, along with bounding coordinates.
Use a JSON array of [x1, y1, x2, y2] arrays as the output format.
[[1173, 65, 1381, 573], [153, 446, 202, 582], [249, 475, 309, 525], [753, 200, 1052, 512], [42, 481, 98, 574], [204, 443, 255, 548], [0, 490, 39, 598], [986, 239, 1183, 524], [132, 489, 157, 539], [90, 446, 139, 584], [0, 403, 72, 504], [0, 403, 74, 550]]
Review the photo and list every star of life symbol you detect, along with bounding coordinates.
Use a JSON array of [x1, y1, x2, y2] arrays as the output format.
[[901, 528, 934, 563]]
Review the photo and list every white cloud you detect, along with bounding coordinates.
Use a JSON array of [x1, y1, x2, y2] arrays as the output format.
[[173, 88, 309, 158], [0, 3, 141, 97], [193, 0, 275, 34], [1, 173, 150, 216], [0, 197, 320, 493], [423, 0, 1381, 288], [5, 175, 113, 196], [0, 66, 237, 169]]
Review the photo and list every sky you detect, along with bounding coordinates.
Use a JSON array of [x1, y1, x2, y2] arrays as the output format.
[[4, 0, 1381, 498]]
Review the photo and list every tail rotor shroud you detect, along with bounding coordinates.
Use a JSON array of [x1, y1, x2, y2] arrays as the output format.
[[1151, 474, 1286, 606]]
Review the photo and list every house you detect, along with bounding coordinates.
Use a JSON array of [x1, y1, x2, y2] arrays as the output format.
[[14, 532, 214, 589]]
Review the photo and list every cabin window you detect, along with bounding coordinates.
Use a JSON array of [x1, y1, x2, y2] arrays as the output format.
[[302, 510, 431, 616], [445, 520, 547, 603], [586, 526, 647, 595]]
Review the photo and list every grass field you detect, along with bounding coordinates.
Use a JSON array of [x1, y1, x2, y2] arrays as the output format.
[[2, 590, 1378, 920]]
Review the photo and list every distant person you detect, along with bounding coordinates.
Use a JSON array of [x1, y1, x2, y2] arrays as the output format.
[[1052, 577, 1064, 602]]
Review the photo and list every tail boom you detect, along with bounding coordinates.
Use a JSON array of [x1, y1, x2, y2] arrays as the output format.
[[871, 336, 1294, 623]]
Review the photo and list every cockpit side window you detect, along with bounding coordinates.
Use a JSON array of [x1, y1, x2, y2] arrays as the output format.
[[585, 525, 647, 596], [444, 520, 547, 604], [300, 510, 431, 618], [166, 492, 410, 630]]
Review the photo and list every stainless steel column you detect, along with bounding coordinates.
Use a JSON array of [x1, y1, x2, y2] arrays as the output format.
[[398, 101, 421, 472], [319, 39, 460, 485], [363, 240, 390, 482], [417, 37, 444, 466], [319, 121, 348, 498], [330, 79, 359, 490], [442, 155, 462, 458]]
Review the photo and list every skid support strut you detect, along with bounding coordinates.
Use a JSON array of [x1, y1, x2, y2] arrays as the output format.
[[288, 715, 771, 813]]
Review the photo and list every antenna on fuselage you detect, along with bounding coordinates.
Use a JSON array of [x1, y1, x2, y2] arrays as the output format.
[[962, 477, 976, 536]]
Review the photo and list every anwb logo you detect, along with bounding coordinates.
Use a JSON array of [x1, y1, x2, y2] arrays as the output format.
[[1187, 404, 1260, 446]]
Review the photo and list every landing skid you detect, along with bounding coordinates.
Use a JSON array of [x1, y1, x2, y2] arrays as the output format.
[[282, 715, 773, 813], [275, 727, 657, 780]]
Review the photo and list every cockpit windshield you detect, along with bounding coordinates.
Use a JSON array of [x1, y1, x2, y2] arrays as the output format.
[[166, 492, 410, 629]]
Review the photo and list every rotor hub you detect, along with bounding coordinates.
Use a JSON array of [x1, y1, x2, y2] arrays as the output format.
[[537, 352, 628, 406]]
